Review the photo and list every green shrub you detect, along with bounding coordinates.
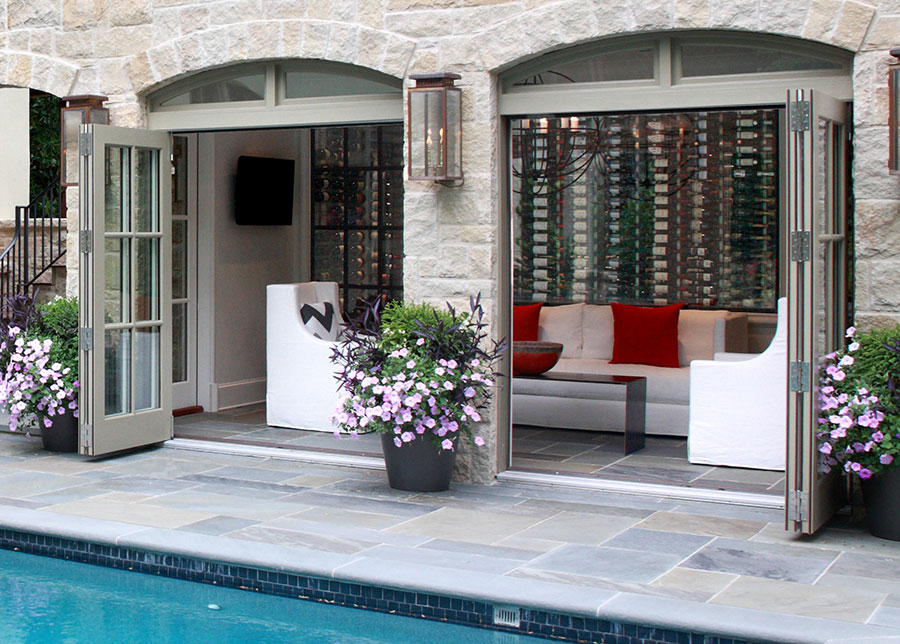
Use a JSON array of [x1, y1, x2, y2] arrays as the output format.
[[842, 326, 900, 401], [380, 301, 459, 352]]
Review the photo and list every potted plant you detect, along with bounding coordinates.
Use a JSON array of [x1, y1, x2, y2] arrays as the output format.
[[0, 296, 79, 452], [818, 325, 900, 540], [331, 295, 505, 492]]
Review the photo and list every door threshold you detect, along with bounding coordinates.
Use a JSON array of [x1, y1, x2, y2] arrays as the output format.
[[165, 438, 386, 470], [498, 469, 785, 509]]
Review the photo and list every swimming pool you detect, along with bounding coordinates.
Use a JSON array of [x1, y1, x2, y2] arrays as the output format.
[[0, 548, 550, 643]]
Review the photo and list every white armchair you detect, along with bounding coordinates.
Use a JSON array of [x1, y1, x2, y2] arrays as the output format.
[[687, 298, 787, 470], [266, 282, 345, 432]]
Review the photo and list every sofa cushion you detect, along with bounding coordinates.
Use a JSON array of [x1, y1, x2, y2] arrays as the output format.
[[678, 309, 729, 365], [538, 303, 584, 358], [610, 302, 683, 368], [513, 303, 543, 341], [515, 358, 691, 405], [582, 304, 615, 360]]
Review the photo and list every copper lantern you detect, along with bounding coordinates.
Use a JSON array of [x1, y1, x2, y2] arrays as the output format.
[[60, 95, 109, 187], [407, 73, 463, 184]]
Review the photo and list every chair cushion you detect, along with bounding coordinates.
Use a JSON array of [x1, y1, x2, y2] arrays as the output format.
[[300, 302, 339, 341], [538, 303, 584, 358], [582, 304, 614, 360], [610, 302, 683, 368], [513, 303, 543, 341]]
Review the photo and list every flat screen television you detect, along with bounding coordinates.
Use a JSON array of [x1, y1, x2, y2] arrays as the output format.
[[234, 155, 295, 225]]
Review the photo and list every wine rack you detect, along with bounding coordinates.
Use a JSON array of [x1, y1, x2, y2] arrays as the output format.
[[310, 124, 404, 316], [512, 108, 779, 312]]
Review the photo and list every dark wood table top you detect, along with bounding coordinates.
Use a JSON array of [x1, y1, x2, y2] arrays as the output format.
[[513, 371, 646, 385]]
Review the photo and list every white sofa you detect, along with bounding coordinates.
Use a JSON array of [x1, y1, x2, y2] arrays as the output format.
[[266, 282, 344, 432], [687, 298, 787, 470], [512, 303, 749, 437]]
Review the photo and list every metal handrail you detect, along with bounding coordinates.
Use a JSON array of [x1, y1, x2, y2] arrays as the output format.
[[0, 181, 65, 318]]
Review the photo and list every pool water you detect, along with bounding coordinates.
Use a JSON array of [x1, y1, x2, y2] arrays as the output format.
[[0, 548, 551, 643]]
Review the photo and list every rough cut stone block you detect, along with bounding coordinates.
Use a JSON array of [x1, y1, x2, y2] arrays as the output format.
[[832, 0, 876, 51], [54, 31, 95, 59], [710, 0, 759, 30], [871, 261, 900, 309], [863, 15, 900, 50], [301, 21, 331, 59], [855, 200, 900, 260], [95, 25, 153, 58], [8, 0, 60, 28], [803, 0, 840, 41], [125, 52, 154, 92], [7, 54, 32, 87], [674, 0, 710, 28], [326, 23, 360, 64], [108, 0, 151, 27], [148, 42, 182, 83], [246, 21, 284, 60], [380, 34, 415, 77], [180, 6, 211, 33], [759, 0, 809, 36], [357, 28, 388, 70]]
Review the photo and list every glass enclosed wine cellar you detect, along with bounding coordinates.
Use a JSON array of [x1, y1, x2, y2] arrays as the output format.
[[310, 124, 404, 314]]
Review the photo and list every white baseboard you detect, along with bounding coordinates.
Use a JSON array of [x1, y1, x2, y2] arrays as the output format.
[[214, 377, 266, 411]]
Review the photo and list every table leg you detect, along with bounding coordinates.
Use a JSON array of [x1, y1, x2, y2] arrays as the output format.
[[624, 378, 646, 455]]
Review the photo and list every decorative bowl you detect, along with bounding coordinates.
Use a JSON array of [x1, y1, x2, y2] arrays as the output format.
[[512, 341, 563, 376]]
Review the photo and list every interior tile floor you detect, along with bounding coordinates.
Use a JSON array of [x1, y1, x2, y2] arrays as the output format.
[[0, 431, 897, 642], [173, 405, 784, 496]]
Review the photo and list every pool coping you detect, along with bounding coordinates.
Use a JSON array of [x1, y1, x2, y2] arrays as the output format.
[[1, 503, 898, 644]]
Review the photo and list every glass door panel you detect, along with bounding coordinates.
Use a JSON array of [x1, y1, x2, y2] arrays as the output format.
[[80, 124, 172, 456], [785, 89, 848, 534]]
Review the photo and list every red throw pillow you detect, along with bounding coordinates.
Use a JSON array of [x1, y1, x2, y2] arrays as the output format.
[[513, 303, 543, 341], [609, 302, 684, 368]]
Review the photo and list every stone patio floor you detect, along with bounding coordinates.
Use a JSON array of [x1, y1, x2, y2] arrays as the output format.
[[1, 431, 900, 643]]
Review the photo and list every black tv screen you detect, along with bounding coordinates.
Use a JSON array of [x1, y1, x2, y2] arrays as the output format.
[[234, 156, 295, 225]]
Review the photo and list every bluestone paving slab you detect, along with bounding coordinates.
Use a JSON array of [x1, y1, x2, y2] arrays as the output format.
[[637, 510, 767, 538], [518, 497, 658, 518], [281, 489, 439, 517], [43, 496, 214, 528], [515, 510, 640, 545], [227, 524, 376, 554], [0, 471, 97, 497], [0, 504, 145, 544], [669, 500, 785, 523], [595, 464, 704, 483], [601, 527, 712, 557], [191, 481, 296, 501], [418, 537, 545, 562], [710, 575, 886, 622], [870, 607, 900, 629], [287, 506, 408, 530], [0, 495, 47, 509], [524, 543, 684, 583], [72, 474, 201, 495], [179, 473, 306, 495], [356, 543, 525, 575], [830, 552, 900, 582], [176, 515, 261, 536], [262, 516, 430, 548], [385, 506, 545, 544], [203, 465, 302, 483], [508, 566, 707, 601], [135, 490, 309, 521], [650, 567, 737, 601], [682, 537, 838, 583], [10, 457, 110, 475]]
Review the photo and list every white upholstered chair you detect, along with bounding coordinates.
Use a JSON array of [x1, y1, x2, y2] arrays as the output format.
[[266, 282, 345, 432], [687, 298, 787, 470]]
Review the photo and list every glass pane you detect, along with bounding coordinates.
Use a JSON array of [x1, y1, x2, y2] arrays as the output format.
[[347, 126, 379, 167], [135, 238, 159, 322], [409, 91, 444, 177], [63, 111, 82, 185], [104, 146, 128, 233], [313, 128, 344, 168], [815, 116, 828, 358], [105, 329, 131, 417], [135, 148, 159, 232], [347, 230, 378, 285], [381, 124, 403, 166], [173, 302, 187, 384], [104, 238, 130, 324], [135, 327, 160, 412], [511, 48, 654, 86], [681, 43, 844, 77], [384, 229, 403, 290], [383, 170, 403, 228], [172, 220, 187, 299], [172, 136, 187, 216], [446, 90, 462, 177], [312, 230, 344, 284], [511, 109, 779, 310], [284, 70, 400, 99], [160, 74, 265, 106]]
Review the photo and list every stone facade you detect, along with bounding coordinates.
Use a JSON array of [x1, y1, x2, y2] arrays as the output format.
[[3, 0, 898, 482]]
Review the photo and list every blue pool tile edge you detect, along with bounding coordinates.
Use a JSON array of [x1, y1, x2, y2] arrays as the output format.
[[0, 505, 894, 644]]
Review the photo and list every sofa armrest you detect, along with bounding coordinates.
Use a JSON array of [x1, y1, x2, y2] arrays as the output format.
[[713, 351, 758, 362], [713, 313, 749, 354]]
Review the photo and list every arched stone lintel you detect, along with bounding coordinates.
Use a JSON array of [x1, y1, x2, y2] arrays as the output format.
[[0, 50, 78, 97], [480, 0, 875, 74], [124, 19, 415, 98]]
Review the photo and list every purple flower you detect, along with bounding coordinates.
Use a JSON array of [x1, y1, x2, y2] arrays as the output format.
[[474, 436, 485, 446], [880, 454, 894, 465], [393, 436, 402, 447], [859, 468, 873, 480], [464, 387, 476, 398], [441, 438, 454, 451], [845, 326, 856, 338]]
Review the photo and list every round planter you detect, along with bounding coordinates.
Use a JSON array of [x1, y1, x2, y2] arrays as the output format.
[[512, 341, 563, 376], [861, 467, 900, 541], [380, 433, 456, 492], [40, 409, 78, 453]]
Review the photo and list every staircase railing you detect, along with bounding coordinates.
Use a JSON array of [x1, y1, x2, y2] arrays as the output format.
[[0, 181, 65, 317]]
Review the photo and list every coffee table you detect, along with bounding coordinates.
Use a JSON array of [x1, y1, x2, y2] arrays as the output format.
[[513, 372, 647, 455]]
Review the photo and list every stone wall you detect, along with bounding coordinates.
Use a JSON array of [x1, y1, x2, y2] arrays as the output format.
[[2, 0, 898, 481]]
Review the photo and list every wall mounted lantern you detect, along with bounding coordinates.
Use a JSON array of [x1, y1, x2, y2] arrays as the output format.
[[407, 73, 463, 186], [60, 95, 109, 187], [890, 48, 900, 174]]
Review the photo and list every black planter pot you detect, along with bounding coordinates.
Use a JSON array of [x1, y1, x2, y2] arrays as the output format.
[[380, 433, 456, 492], [40, 409, 78, 453], [861, 467, 900, 541]]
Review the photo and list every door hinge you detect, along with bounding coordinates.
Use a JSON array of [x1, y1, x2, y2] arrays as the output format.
[[790, 231, 811, 262], [789, 361, 810, 392], [79, 327, 93, 351], [80, 230, 92, 254], [80, 422, 92, 451], [790, 100, 811, 131], [788, 490, 809, 522], [79, 131, 93, 156]]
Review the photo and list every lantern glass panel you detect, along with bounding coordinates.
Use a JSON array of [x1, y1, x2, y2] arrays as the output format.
[[891, 66, 900, 173], [91, 107, 109, 125], [446, 89, 462, 179], [410, 89, 445, 178], [63, 109, 85, 185]]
